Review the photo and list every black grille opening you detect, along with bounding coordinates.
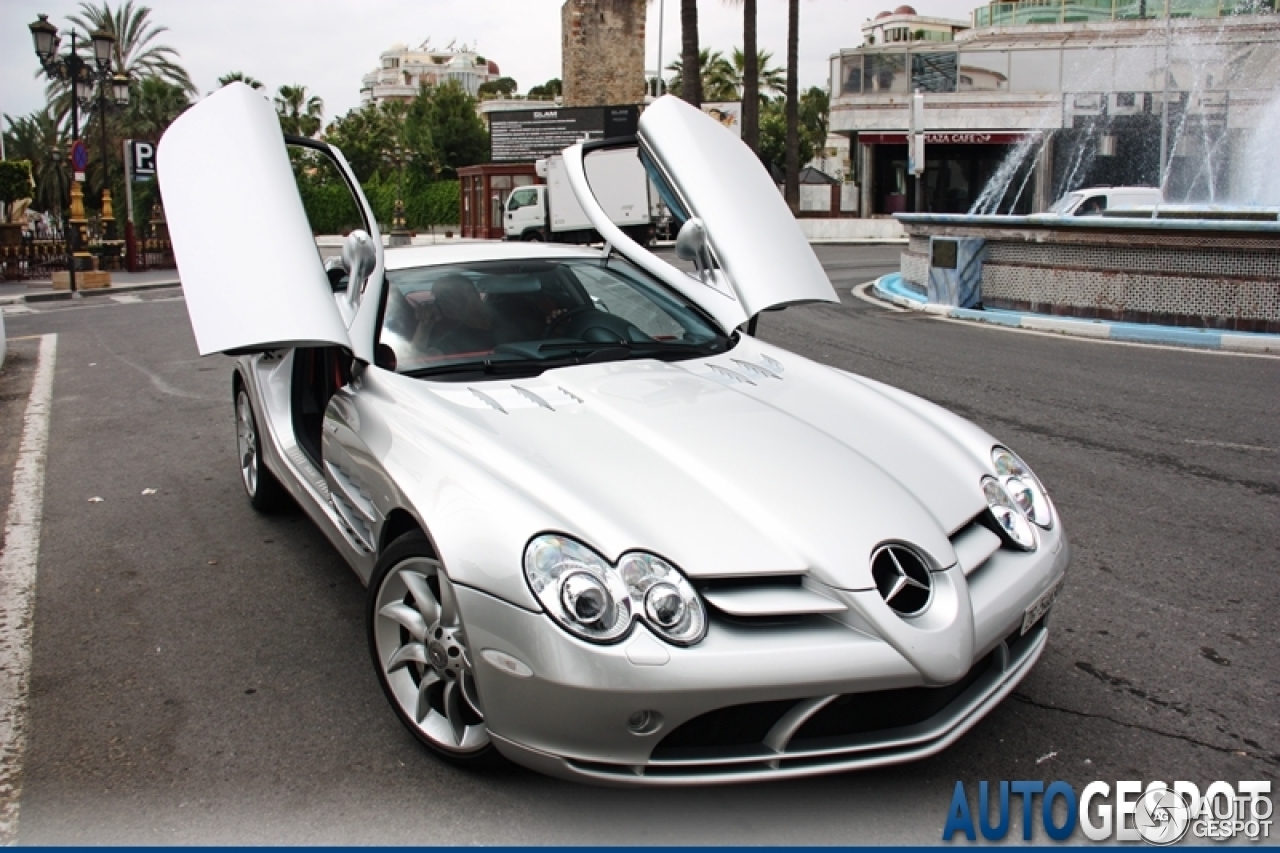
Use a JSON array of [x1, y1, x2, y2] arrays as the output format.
[[789, 653, 995, 745], [653, 699, 797, 757]]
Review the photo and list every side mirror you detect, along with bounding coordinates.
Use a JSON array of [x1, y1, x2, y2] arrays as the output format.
[[674, 217, 714, 280], [342, 229, 376, 308]]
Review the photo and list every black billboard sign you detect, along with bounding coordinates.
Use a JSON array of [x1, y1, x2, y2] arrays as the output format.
[[489, 105, 640, 162]]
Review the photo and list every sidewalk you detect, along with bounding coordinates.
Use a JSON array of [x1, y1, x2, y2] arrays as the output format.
[[0, 269, 181, 305], [870, 273, 1280, 355]]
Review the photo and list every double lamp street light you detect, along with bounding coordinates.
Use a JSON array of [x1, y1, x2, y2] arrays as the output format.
[[28, 13, 129, 293]]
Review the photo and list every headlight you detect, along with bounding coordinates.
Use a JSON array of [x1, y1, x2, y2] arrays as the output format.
[[982, 476, 1037, 551], [524, 534, 706, 646], [991, 446, 1053, 529]]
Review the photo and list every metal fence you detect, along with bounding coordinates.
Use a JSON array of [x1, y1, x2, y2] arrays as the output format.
[[0, 238, 174, 281]]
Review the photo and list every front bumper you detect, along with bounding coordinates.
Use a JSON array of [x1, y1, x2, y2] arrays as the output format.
[[456, 529, 1069, 786]]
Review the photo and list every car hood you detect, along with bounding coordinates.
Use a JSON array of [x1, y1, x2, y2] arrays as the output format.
[[398, 339, 990, 591]]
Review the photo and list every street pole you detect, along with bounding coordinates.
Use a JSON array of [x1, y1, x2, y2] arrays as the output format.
[[66, 31, 81, 295], [1158, 0, 1171, 193], [656, 0, 665, 96]]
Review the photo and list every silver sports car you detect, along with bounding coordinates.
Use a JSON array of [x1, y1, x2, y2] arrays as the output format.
[[158, 85, 1069, 785]]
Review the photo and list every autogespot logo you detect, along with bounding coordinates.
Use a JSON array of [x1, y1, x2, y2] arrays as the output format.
[[943, 780, 1273, 843]]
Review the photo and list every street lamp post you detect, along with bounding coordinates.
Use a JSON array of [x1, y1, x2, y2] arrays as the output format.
[[29, 13, 126, 293]]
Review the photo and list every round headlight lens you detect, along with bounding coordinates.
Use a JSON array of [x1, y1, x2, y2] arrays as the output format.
[[645, 583, 685, 628], [523, 535, 705, 646], [523, 535, 632, 642], [991, 446, 1053, 529], [561, 571, 612, 625], [982, 476, 1037, 551]]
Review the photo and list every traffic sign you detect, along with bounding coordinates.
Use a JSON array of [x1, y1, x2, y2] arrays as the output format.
[[128, 140, 156, 181], [71, 139, 89, 172]]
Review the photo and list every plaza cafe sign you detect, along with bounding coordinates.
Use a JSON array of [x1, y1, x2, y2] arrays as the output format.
[[859, 131, 1043, 145]]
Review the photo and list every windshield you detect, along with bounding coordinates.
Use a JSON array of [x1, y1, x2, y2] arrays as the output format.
[[1048, 192, 1084, 215], [378, 257, 730, 379]]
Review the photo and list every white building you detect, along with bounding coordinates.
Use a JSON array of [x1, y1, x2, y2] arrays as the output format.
[[863, 5, 970, 46], [361, 40, 502, 104], [829, 5, 1280, 215]]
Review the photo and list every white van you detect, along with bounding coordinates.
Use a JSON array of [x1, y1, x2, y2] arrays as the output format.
[[1046, 186, 1163, 216]]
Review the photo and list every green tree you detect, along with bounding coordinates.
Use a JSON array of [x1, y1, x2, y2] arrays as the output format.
[[799, 86, 829, 158], [324, 102, 400, 183], [0, 160, 35, 224], [217, 71, 263, 90], [419, 81, 488, 178], [66, 1, 194, 93], [527, 78, 562, 100], [758, 97, 813, 179], [477, 77, 518, 99], [2, 110, 70, 217], [731, 48, 785, 101], [667, 49, 736, 102], [275, 84, 324, 138]]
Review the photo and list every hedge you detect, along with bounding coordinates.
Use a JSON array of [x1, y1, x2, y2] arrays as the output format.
[[298, 177, 459, 235]]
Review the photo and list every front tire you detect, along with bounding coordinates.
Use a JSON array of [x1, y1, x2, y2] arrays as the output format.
[[368, 530, 494, 763], [235, 386, 290, 512]]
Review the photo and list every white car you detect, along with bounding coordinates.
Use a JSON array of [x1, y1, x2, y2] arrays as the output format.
[[158, 85, 1070, 785]]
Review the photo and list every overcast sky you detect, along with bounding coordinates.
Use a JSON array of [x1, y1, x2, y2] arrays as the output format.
[[3, 0, 977, 132]]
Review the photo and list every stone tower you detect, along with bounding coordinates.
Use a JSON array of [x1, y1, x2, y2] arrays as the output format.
[[561, 0, 646, 107]]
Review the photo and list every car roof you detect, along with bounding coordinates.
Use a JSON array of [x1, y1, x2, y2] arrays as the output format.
[[383, 241, 604, 271]]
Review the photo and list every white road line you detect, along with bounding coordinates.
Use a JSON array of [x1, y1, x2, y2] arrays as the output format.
[[0, 333, 57, 844]]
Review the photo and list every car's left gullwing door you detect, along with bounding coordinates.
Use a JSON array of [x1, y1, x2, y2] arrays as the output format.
[[158, 82, 353, 356]]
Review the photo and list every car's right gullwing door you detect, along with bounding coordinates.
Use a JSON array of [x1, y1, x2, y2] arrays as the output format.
[[158, 82, 351, 355]]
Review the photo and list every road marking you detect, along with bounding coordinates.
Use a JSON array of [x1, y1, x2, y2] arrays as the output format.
[[0, 333, 57, 843], [851, 281, 907, 312], [109, 294, 141, 304], [1183, 438, 1274, 453]]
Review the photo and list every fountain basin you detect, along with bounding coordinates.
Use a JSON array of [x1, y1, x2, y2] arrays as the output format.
[[896, 213, 1280, 333]]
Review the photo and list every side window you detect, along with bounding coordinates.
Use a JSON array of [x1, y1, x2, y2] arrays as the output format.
[[287, 141, 370, 289], [509, 188, 537, 210]]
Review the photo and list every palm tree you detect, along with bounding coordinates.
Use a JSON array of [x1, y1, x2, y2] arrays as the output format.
[[2, 110, 70, 218], [275, 85, 324, 138], [731, 48, 786, 100], [679, 0, 702, 108], [729, 0, 760, 155], [783, 0, 800, 211], [122, 76, 189, 141], [66, 1, 194, 93], [667, 50, 737, 102], [217, 71, 264, 90]]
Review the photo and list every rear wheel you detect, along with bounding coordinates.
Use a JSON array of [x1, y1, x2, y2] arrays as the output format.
[[368, 531, 494, 763], [235, 386, 290, 512]]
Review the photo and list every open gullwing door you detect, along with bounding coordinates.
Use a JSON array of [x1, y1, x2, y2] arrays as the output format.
[[158, 82, 352, 356]]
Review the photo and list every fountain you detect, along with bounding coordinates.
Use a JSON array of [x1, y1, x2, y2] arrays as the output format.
[[889, 16, 1280, 335]]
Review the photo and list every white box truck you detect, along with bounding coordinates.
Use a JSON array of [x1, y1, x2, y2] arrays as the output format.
[[504, 149, 653, 245]]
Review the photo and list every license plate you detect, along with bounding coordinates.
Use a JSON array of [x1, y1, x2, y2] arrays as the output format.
[[1022, 575, 1064, 635]]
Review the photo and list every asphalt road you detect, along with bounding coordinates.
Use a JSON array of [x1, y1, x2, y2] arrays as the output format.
[[0, 245, 1276, 844]]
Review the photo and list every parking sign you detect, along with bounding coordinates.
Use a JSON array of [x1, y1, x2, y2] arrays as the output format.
[[129, 140, 156, 181]]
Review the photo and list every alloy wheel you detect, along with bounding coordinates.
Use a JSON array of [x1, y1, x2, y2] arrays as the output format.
[[372, 555, 489, 753]]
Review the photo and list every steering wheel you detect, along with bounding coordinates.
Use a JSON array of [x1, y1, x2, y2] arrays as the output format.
[[547, 307, 651, 344], [545, 305, 597, 339]]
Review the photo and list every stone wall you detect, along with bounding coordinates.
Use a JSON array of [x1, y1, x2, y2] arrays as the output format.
[[561, 0, 645, 107]]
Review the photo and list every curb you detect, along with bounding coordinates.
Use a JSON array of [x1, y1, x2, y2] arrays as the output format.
[[868, 274, 1280, 355], [1, 279, 181, 307]]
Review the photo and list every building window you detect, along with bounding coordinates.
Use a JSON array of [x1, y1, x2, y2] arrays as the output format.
[[866, 52, 908, 93], [912, 51, 959, 91], [959, 51, 1010, 90]]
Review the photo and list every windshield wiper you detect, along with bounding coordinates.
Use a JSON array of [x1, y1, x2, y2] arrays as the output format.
[[405, 339, 721, 380]]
